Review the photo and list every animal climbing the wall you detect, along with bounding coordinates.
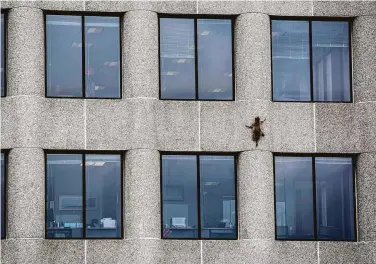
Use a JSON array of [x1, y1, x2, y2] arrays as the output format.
[[246, 117, 266, 147]]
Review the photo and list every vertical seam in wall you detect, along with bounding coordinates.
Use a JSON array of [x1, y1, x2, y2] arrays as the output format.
[[197, 0, 199, 14], [313, 103, 317, 152], [198, 102, 201, 151], [200, 240, 203, 264], [311, 0, 314, 16], [84, 240, 87, 264], [84, 99, 87, 149], [317, 241, 320, 264]]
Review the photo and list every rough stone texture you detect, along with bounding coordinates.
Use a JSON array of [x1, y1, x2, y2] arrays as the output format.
[[1, 239, 85, 264], [7, 148, 44, 238], [85, 0, 197, 13], [313, 1, 376, 17], [198, 0, 313, 15], [7, 7, 44, 97], [319, 242, 376, 264], [353, 16, 376, 103], [270, 103, 315, 153], [1, 96, 42, 149], [86, 99, 157, 150], [200, 100, 270, 152], [235, 13, 271, 101], [41, 99, 85, 149], [87, 239, 200, 264], [123, 11, 159, 99], [357, 102, 376, 153], [0, 0, 85, 10], [238, 150, 274, 239], [157, 101, 200, 151], [357, 153, 376, 242], [203, 240, 318, 264], [315, 103, 361, 153], [125, 149, 160, 239]]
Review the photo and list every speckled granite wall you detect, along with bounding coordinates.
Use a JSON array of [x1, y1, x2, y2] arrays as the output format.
[[1, 1, 376, 263]]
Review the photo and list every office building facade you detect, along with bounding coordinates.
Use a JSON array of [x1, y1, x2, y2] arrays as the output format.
[[1, 0, 376, 263]]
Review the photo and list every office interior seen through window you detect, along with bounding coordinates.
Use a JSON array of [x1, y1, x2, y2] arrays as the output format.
[[2, 1, 376, 263]]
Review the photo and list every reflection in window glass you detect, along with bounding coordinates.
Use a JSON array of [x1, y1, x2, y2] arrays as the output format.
[[198, 19, 232, 100], [46, 154, 83, 238], [200, 156, 236, 239], [275, 156, 314, 239], [1, 13, 5, 97], [272, 20, 311, 101], [315, 157, 355, 240], [46, 15, 83, 97], [1, 153, 5, 239], [85, 154, 121, 238], [85, 17, 120, 98], [160, 18, 195, 99], [312, 22, 350, 102], [162, 155, 198, 238]]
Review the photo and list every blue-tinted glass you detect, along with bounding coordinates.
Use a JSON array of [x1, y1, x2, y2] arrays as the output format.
[[275, 156, 314, 239], [46, 15, 82, 97], [1, 153, 5, 239], [312, 22, 350, 102], [1, 13, 5, 97], [46, 154, 83, 238], [315, 157, 355, 240], [200, 156, 236, 239], [85, 154, 121, 238], [160, 18, 195, 99], [272, 20, 311, 101], [197, 19, 233, 100], [85, 17, 120, 98], [162, 155, 198, 238]]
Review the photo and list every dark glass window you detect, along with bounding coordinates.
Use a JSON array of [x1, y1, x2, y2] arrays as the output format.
[[1, 152, 6, 239], [46, 153, 122, 239], [272, 19, 351, 102], [46, 15, 121, 98], [160, 17, 234, 101], [162, 154, 237, 239], [274, 155, 356, 241], [1, 12, 5, 97]]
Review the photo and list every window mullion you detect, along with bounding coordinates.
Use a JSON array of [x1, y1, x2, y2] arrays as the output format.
[[194, 19, 199, 100], [81, 16, 86, 99], [309, 20, 314, 102], [312, 156, 318, 240], [82, 153, 86, 238]]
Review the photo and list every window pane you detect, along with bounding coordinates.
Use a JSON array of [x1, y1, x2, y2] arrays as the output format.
[[1, 13, 4, 96], [1, 153, 5, 238], [46, 15, 82, 97], [315, 157, 355, 240], [162, 155, 198, 238], [85, 154, 121, 238], [85, 17, 120, 98], [200, 156, 236, 239], [198, 19, 233, 100], [312, 22, 350, 102], [272, 20, 310, 101], [275, 156, 314, 239], [46, 154, 83, 238], [160, 18, 195, 99]]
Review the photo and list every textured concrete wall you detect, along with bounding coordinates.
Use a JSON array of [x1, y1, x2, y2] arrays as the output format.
[[1, 0, 376, 263]]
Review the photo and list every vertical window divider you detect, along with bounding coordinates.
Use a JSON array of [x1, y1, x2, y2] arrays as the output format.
[[196, 154, 202, 239], [82, 153, 87, 238], [309, 21, 314, 102], [312, 156, 318, 240], [81, 16, 86, 98], [194, 19, 199, 100]]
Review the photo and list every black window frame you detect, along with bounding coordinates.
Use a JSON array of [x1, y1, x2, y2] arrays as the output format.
[[270, 17, 353, 103], [1, 150, 8, 239], [272, 153, 357, 242], [160, 152, 238, 240], [158, 14, 236, 101], [44, 11, 123, 99], [44, 150, 124, 240], [1, 10, 7, 97]]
